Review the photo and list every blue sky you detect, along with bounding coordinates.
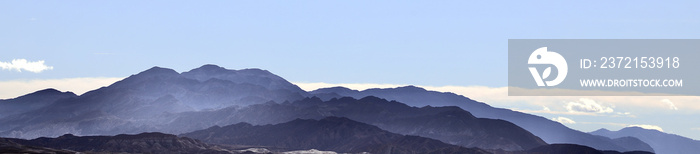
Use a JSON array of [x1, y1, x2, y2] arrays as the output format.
[[2, 1, 700, 140]]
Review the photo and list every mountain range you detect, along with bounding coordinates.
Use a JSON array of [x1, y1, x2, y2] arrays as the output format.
[[310, 86, 655, 153], [4, 132, 229, 154], [173, 96, 547, 151], [182, 116, 489, 154], [0, 64, 670, 153], [0, 65, 306, 138], [0, 88, 76, 119], [0, 117, 647, 154]]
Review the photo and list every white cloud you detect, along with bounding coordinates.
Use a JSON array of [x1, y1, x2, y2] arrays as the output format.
[[512, 108, 598, 116], [628, 124, 664, 132], [0, 59, 54, 73], [542, 106, 551, 111], [566, 98, 614, 114], [551, 116, 576, 124], [0, 77, 123, 99], [661, 99, 679, 110]]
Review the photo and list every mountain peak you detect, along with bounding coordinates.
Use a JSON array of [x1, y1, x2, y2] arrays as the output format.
[[189, 64, 228, 73], [309, 86, 360, 96], [7, 88, 77, 101], [33, 88, 61, 94], [395, 85, 427, 91], [28, 88, 76, 97], [591, 128, 612, 133], [136, 66, 179, 76], [621, 126, 662, 132]]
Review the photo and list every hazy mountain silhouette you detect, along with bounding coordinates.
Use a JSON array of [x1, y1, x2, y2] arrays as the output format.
[[182, 116, 490, 154], [0, 88, 76, 118], [4, 132, 230, 153], [0, 65, 306, 139], [0, 65, 662, 153], [523, 144, 654, 154], [0, 65, 541, 151], [591, 127, 700, 154], [172, 96, 546, 151], [310, 86, 653, 152]]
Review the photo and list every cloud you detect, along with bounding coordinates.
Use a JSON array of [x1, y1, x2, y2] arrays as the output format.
[[566, 98, 614, 113], [661, 99, 679, 110], [512, 108, 598, 116], [0, 77, 123, 99], [551, 117, 576, 124], [628, 124, 664, 132], [0, 59, 54, 73], [542, 106, 551, 111]]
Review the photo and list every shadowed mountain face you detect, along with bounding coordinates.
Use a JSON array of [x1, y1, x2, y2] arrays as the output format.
[[591, 127, 700, 154], [0, 88, 76, 118], [310, 86, 653, 152], [172, 96, 546, 151], [0, 65, 306, 139], [4, 132, 230, 153], [182, 117, 490, 154], [0, 138, 76, 154], [523, 144, 654, 154]]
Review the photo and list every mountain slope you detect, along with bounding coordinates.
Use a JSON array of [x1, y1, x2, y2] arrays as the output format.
[[172, 96, 547, 151], [310, 86, 653, 152], [4, 132, 230, 153], [0, 138, 75, 154], [0, 65, 306, 139], [182, 116, 489, 154], [591, 127, 700, 154], [0, 88, 76, 118]]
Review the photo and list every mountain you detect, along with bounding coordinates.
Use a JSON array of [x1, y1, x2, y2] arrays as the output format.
[[4, 132, 230, 153], [172, 96, 546, 151], [182, 116, 490, 154], [182, 64, 305, 93], [0, 88, 76, 118], [310, 86, 653, 152], [0, 138, 75, 154], [591, 127, 700, 154], [523, 144, 654, 154], [0, 65, 306, 139]]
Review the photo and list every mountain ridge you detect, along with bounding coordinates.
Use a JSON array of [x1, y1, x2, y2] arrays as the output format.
[[0, 65, 306, 139], [591, 126, 700, 154], [310, 86, 654, 152], [181, 116, 490, 154]]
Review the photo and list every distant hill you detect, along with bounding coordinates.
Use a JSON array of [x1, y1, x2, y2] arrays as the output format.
[[591, 127, 700, 154], [0, 138, 75, 154], [173, 96, 547, 151], [310, 86, 654, 152], [525, 144, 653, 154], [182, 116, 489, 154], [5, 132, 229, 153], [0, 88, 76, 118]]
